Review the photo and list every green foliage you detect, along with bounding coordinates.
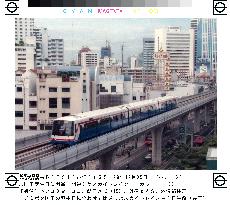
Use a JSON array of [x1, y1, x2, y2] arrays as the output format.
[[143, 135, 217, 170]]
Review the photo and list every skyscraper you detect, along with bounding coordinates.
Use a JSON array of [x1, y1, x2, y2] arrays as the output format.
[[190, 18, 199, 69], [143, 38, 155, 69], [155, 26, 194, 79], [192, 19, 217, 78]]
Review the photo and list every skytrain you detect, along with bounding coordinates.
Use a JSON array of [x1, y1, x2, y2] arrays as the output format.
[[49, 96, 178, 145]]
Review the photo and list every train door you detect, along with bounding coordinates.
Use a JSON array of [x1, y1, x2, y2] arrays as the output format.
[[74, 122, 80, 142]]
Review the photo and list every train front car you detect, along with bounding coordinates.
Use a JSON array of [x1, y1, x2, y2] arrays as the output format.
[[166, 96, 178, 110], [49, 116, 77, 146]]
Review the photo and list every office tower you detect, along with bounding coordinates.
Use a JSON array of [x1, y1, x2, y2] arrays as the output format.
[[143, 38, 155, 69], [155, 26, 194, 79]]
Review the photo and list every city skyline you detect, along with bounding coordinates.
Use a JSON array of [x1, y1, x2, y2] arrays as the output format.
[[35, 18, 191, 63]]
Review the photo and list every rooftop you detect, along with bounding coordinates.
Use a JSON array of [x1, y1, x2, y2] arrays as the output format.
[[206, 147, 217, 160]]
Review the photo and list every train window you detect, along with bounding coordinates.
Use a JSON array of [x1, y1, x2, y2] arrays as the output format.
[[100, 118, 110, 125], [85, 121, 98, 129], [52, 120, 74, 136]]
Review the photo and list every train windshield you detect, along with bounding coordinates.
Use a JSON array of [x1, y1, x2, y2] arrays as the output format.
[[52, 120, 74, 136]]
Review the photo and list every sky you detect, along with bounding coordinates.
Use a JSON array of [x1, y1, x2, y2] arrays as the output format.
[[35, 18, 191, 64]]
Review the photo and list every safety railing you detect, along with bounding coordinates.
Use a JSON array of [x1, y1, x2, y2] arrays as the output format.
[[15, 131, 51, 150]]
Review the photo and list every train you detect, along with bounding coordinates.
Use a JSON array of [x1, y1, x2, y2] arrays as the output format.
[[49, 96, 178, 145]]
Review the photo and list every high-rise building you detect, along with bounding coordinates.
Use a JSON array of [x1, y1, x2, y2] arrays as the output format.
[[15, 70, 38, 130], [76, 47, 91, 65], [15, 18, 34, 44], [33, 28, 49, 68], [190, 18, 199, 69], [48, 39, 64, 67], [81, 51, 99, 67], [101, 40, 111, 58], [143, 38, 155, 69], [191, 19, 217, 78], [155, 26, 194, 79], [15, 36, 36, 71]]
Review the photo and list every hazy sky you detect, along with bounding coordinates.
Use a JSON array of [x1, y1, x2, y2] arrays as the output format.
[[35, 18, 190, 64]]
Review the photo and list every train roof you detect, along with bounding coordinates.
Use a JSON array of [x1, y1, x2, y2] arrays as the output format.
[[54, 95, 177, 123]]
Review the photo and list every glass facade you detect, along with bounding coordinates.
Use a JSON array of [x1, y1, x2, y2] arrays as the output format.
[[195, 19, 217, 77]]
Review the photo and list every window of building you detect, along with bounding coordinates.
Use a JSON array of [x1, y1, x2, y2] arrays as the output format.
[[49, 113, 57, 118], [40, 124, 44, 130], [62, 98, 70, 108], [40, 110, 45, 113], [29, 114, 37, 121], [62, 113, 70, 117], [49, 87, 57, 92], [62, 87, 70, 92], [29, 126, 37, 130], [133, 96, 137, 101], [15, 111, 23, 117], [83, 80, 86, 83], [83, 85, 86, 93], [111, 86, 116, 93], [16, 87, 22, 92], [15, 98, 23, 104], [45, 125, 52, 130], [49, 98, 57, 108], [15, 125, 23, 130], [29, 101, 37, 108]]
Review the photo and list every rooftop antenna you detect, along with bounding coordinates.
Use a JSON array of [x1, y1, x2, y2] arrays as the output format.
[[121, 43, 124, 69]]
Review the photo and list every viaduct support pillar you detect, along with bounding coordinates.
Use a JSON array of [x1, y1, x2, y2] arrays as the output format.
[[204, 104, 210, 125], [213, 100, 217, 113], [194, 109, 201, 133], [151, 127, 163, 166], [98, 149, 115, 170]]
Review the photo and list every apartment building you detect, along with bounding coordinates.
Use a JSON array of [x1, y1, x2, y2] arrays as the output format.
[[15, 18, 34, 44], [15, 66, 100, 130], [48, 38, 64, 67]]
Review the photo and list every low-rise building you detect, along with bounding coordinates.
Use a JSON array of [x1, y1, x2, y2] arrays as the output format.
[[99, 75, 146, 108], [15, 66, 100, 130], [121, 67, 156, 83]]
